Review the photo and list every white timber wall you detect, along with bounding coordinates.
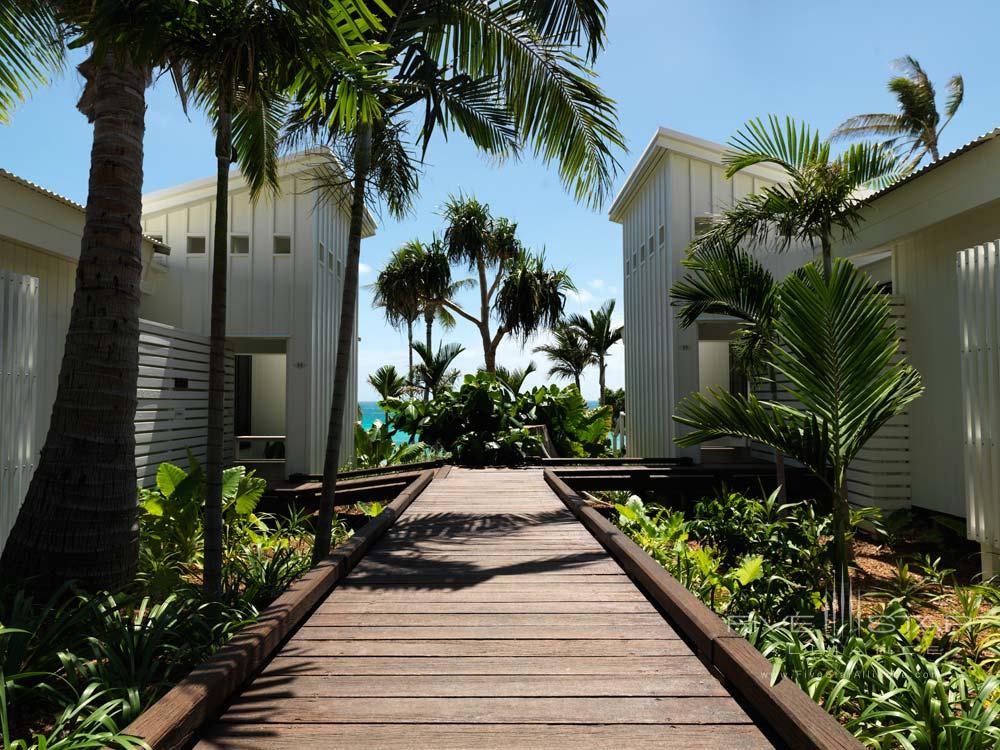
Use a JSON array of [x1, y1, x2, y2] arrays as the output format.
[[751, 296, 911, 508], [957, 241, 1000, 549], [142, 168, 358, 474], [618, 143, 806, 459], [136, 319, 234, 486], [0, 270, 38, 552]]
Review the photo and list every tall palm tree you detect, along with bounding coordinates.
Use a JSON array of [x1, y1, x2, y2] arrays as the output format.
[[534, 322, 596, 392], [695, 116, 900, 281], [181, 0, 384, 597], [304, 0, 624, 563], [368, 364, 407, 420], [832, 56, 964, 170], [566, 299, 622, 405], [0, 1, 195, 594], [674, 260, 923, 623], [371, 244, 423, 385], [412, 341, 465, 397], [495, 361, 536, 397], [670, 239, 786, 499]]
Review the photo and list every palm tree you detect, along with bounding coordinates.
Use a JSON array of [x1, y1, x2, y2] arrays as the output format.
[[695, 116, 900, 281], [674, 260, 923, 622], [495, 361, 536, 397], [832, 56, 964, 170], [534, 323, 596, 392], [304, 0, 624, 564], [0, 1, 196, 593], [181, 0, 383, 597], [412, 341, 465, 398], [566, 300, 622, 405], [371, 244, 423, 383], [670, 239, 787, 499], [368, 364, 407, 420]]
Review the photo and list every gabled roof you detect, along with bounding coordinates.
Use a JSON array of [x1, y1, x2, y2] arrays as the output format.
[[142, 149, 377, 237], [608, 128, 789, 223], [1, 168, 170, 254]]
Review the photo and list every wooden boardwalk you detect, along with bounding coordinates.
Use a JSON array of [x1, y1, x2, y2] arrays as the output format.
[[197, 468, 777, 749]]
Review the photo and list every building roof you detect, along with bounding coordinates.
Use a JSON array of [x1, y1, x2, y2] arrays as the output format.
[[142, 149, 377, 237], [608, 128, 790, 223], [864, 128, 1000, 203], [1, 168, 170, 254]]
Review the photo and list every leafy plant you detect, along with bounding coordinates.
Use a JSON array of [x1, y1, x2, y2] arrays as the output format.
[[353, 421, 432, 468]]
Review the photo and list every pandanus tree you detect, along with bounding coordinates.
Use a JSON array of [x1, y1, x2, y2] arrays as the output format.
[[299, 0, 623, 563], [693, 116, 901, 281], [566, 299, 622, 405], [534, 322, 596, 392], [674, 260, 923, 623], [670, 239, 787, 499], [0, 1, 198, 594], [832, 56, 964, 170]]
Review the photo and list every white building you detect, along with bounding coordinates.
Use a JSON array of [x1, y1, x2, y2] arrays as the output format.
[[1, 153, 368, 551], [612, 126, 1000, 574]]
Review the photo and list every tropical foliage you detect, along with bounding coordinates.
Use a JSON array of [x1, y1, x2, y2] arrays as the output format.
[[833, 56, 964, 170], [385, 372, 612, 465], [566, 299, 623, 403], [615, 493, 1000, 749], [674, 259, 923, 622], [411, 341, 465, 398], [533, 321, 596, 391], [352, 421, 432, 468], [692, 115, 900, 278]]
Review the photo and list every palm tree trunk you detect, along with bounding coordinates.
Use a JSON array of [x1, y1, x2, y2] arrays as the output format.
[[423, 310, 433, 401], [768, 370, 788, 503], [598, 356, 606, 405], [406, 319, 414, 385], [831, 480, 852, 625], [821, 234, 833, 280], [0, 56, 147, 594], [313, 122, 372, 564], [203, 85, 233, 597], [574, 374, 581, 392]]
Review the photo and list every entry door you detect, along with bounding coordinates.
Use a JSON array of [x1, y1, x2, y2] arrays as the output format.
[[0, 270, 39, 553]]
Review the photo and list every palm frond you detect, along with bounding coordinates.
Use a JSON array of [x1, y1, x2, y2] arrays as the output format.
[[0, 0, 63, 124], [231, 91, 286, 200], [724, 115, 828, 178], [516, 0, 608, 61], [944, 74, 964, 119]]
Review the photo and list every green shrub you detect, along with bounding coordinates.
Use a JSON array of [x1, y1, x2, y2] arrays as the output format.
[[352, 421, 434, 468], [385, 372, 611, 464]]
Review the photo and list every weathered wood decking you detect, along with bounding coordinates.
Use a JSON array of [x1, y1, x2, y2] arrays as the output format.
[[196, 468, 777, 749]]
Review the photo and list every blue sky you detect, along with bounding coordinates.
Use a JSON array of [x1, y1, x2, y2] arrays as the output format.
[[3, 0, 999, 400]]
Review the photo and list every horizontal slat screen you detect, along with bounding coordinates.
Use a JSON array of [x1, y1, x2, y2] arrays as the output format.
[[136, 319, 233, 486], [751, 296, 911, 509], [957, 243, 1000, 546]]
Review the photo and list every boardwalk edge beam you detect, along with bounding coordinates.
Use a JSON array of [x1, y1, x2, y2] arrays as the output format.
[[124, 466, 437, 750], [544, 468, 863, 750]]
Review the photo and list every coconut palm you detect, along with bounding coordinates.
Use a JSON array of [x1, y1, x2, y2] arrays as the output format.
[[566, 300, 622, 405], [180, 0, 385, 597], [368, 364, 407, 420], [534, 323, 596, 392], [304, 0, 624, 563], [412, 341, 465, 398], [670, 238, 787, 500], [695, 116, 900, 281], [372, 244, 424, 383], [496, 361, 537, 397], [674, 259, 923, 622], [0, 1, 201, 594], [832, 56, 964, 170]]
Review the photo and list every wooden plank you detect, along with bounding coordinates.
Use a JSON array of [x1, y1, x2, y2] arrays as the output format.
[[197, 723, 776, 750], [216, 696, 755, 725], [290, 624, 679, 640], [312, 600, 656, 613], [303, 613, 668, 626], [261, 655, 709, 676], [237, 674, 731, 698], [279, 639, 693, 658]]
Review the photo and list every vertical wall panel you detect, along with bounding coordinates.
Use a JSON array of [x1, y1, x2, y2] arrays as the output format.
[[957, 241, 1000, 546], [0, 270, 38, 554]]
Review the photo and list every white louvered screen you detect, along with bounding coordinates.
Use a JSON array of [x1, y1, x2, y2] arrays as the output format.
[[0, 270, 39, 554], [957, 241, 1000, 547]]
